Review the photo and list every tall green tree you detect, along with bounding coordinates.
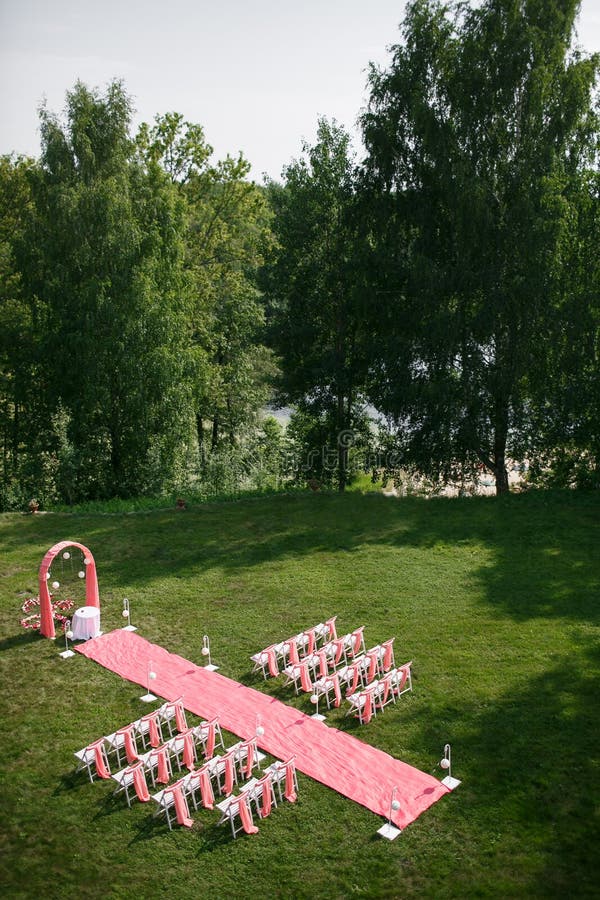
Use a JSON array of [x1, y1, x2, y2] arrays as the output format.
[[19, 81, 194, 500], [362, 0, 599, 493], [264, 119, 368, 490]]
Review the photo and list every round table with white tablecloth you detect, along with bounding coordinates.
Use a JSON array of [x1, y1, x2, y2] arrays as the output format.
[[71, 605, 101, 641]]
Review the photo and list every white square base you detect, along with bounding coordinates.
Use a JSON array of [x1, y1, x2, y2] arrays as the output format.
[[377, 822, 402, 840], [122, 624, 137, 632], [205, 664, 219, 671], [311, 713, 326, 721], [140, 692, 157, 703], [441, 775, 461, 790], [59, 649, 75, 659]]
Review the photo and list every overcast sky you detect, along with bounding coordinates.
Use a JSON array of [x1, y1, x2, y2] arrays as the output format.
[[1, 0, 599, 182]]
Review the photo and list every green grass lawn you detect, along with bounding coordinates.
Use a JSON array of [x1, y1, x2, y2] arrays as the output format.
[[1, 489, 599, 899]]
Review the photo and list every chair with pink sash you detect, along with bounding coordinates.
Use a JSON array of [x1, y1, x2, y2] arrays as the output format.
[[111, 760, 151, 806], [342, 625, 366, 659], [105, 724, 139, 767], [263, 757, 298, 803], [139, 743, 173, 787], [245, 772, 278, 819], [216, 790, 259, 838], [74, 739, 112, 783], [157, 697, 188, 737], [234, 737, 264, 781], [152, 779, 194, 830], [282, 660, 314, 694], [390, 661, 413, 699], [191, 716, 225, 759], [167, 729, 197, 771], [209, 745, 240, 796], [346, 681, 380, 724], [312, 672, 343, 710], [338, 654, 370, 696], [134, 710, 164, 750], [185, 761, 215, 811], [251, 644, 281, 679]]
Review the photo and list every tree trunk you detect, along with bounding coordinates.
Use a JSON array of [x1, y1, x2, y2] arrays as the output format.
[[196, 414, 205, 469], [211, 414, 219, 452], [493, 399, 510, 495]]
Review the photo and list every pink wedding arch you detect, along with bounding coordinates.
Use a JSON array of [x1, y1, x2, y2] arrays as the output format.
[[39, 541, 99, 639]]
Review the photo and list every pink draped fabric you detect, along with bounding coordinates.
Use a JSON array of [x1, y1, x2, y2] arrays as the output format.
[[241, 740, 254, 779], [174, 700, 187, 733], [333, 638, 345, 665], [332, 673, 342, 708], [395, 664, 410, 694], [132, 763, 150, 802], [144, 713, 161, 748], [286, 640, 300, 665], [182, 730, 195, 770], [117, 726, 138, 765], [304, 628, 316, 655], [299, 662, 312, 693], [260, 778, 272, 817], [199, 766, 214, 809], [367, 650, 379, 683], [326, 615, 337, 640], [205, 720, 216, 758], [362, 690, 374, 725], [224, 753, 235, 795], [266, 646, 279, 677], [383, 639, 394, 672], [238, 794, 258, 834], [348, 661, 361, 696], [170, 783, 193, 827], [284, 761, 297, 802], [76, 631, 449, 831], [90, 740, 110, 779], [351, 627, 364, 656], [318, 650, 328, 678], [379, 676, 391, 708], [155, 747, 170, 784]]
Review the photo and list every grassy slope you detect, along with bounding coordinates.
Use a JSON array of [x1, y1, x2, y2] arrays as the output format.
[[0, 490, 598, 899]]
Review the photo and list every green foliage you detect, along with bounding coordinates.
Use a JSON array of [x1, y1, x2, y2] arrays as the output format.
[[362, 0, 599, 494]]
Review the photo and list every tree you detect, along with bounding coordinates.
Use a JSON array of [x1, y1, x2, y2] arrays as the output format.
[[18, 81, 194, 500], [362, 0, 599, 493], [264, 119, 368, 490]]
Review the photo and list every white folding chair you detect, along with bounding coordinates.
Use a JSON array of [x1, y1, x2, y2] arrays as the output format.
[[263, 758, 298, 803], [209, 745, 240, 796], [157, 698, 187, 737], [166, 730, 197, 771], [139, 744, 173, 788], [152, 779, 192, 830], [282, 660, 314, 694], [216, 788, 258, 838], [245, 772, 277, 818], [191, 717, 225, 758], [133, 710, 164, 750], [74, 740, 111, 783], [390, 661, 413, 698], [104, 724, 139, 768], [111, 761, 149, 806], [346, 682, 380, 724]]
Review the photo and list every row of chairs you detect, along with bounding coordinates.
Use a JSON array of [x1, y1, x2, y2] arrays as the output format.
[[283, 636, 395, 697], [150, 737, 267, 829], [250, 616, 340, 678], [215, 759, 299, 838], [345, 663, 413, 724], [74, 710, 224, 783]]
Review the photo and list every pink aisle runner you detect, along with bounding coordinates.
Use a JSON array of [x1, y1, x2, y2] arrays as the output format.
[[76, 630, 448, 829]]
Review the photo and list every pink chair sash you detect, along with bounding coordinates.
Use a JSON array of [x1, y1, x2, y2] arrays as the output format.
[[155, 747, 170, 784], [182, 730, 195, 770], [348, 662, 361, 696], [380, 676, 391, 707], [395, 665, 409, 693], [332, 673, 342, 708], [132, 763, 150, 802], [286, 640, 300, 665], [284, 761, 297, 802], [299, 662, 312, 693], [362, 690, 374, 725], [238, 794, 258, 834], [145, 713, 161, 748], [170, 783, 193, 827], [266, 646, 279, 677], [318, 650, 328, 678], [326, 615, 337, 640], [241, 740, 254, 779], [117, 726, 138, 765], [224, 753, 235, 795], [174, 700, 187, 733], [382, 639, 394, 672], [198, 765, 214, 809], [205, 720, 216, 758], [333, 638, 345, 665], [91, 740, 110, 779], [352, 627, 364, 656], [367, 650, 379, 683], [260, 778, 272, 817]]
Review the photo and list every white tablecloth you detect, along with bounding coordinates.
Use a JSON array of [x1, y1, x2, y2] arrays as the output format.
[[72, 606, 101, 640]]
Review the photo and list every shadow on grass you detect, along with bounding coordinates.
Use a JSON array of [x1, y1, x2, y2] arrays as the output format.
[[0, 630, 40, 653]]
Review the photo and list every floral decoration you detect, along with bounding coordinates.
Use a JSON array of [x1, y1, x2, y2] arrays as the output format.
[[20, 596, 75, 630]]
